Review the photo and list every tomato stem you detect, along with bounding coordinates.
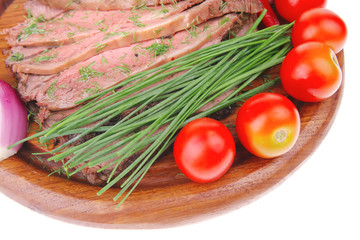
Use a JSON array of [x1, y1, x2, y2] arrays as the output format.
[[275, 129, 288, 143]]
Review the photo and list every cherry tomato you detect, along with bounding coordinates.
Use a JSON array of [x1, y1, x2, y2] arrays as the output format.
[[292, 8, 347, 54], [274, 0, 327, 22], [236, 93, 300, 159], [280, 42, 342, 102], [173, 117, 235, 183]]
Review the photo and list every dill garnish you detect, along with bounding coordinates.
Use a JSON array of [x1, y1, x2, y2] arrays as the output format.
[[63, 10, 75, 18], [32, 54, 57, 63], [25, 10, 46, 23], [101, 56, 109, 66], [84, 82, 102, 94], [67, 32, 75, 40], [228, 30, 236, 39], [46, 81, 58, 100], [35, 15, 46, 23], [119, 53, 128, 61], [186, 25, 199, 39], [98, 24, 109, 32], [103, 31, 130, 41], [154, 27, 164, 36], [112, 63, 131, 74], [132, 3, 153, 12], [78, 62, 104, 81], [159, 3, 170, 14], [184, 16, 201, 40], [95, 19, 105, 26], [202, 23, 210, 32], [66, 22, 91, 32], [16, 23, 48, 42], [219, 16, 230, 26], [94, 43, 107, 52], [219, 1, 227, 11], [49, 160, 70, 178], [9, 52, 24, 61], [65, 0, 74, 8], [129, 15, 146, 27], [144, 40, 173, 57], [45, 81, 69, 100], [94, 18, 108, 32]]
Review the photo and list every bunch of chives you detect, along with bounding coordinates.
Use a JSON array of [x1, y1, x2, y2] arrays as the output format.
[[11, 11, 294, 207]]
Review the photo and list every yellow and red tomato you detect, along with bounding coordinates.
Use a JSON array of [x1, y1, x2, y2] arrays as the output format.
[[236, 93, 300, 158]]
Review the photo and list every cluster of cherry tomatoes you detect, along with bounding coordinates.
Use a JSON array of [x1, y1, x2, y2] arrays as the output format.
[[173, 0, 347, 183]]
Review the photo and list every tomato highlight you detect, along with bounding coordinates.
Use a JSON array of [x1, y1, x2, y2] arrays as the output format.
[[174, 118, 235, 183], [236, 93, 300, 158], [280, 42, 342, 102]]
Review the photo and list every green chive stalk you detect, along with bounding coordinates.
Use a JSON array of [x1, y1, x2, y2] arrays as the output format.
[[11, 10, 294, 207]]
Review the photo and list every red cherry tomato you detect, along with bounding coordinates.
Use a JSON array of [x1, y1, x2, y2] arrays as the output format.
[[173, 117, 235, 183], [274, 0, 327, 22], [236, 93, 300, 159], [291, 8, 347, 54], [280, 42, 342, 102]]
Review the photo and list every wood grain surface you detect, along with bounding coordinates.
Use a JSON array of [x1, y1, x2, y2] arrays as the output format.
[[0, 0, 344, 229]]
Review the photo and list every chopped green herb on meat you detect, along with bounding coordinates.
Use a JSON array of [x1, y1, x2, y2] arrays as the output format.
[[9, 52, 24, 61], [78, 62, 104, 81]]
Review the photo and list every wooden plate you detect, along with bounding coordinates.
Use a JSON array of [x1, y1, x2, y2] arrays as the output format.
[[0, 0, 344, 229]]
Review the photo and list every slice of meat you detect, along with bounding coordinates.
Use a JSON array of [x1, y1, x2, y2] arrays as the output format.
[[25, 0, 65, 20], [4, 46, 48, 65], [18, 13, 242, 111], [17, 73, 53, 102], [9, 0, 262, 75], [6, 0, 204, 47], [37, 0, 194, 11]]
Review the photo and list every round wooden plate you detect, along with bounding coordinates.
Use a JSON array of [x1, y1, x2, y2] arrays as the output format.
[[0, 0, 345, 229]]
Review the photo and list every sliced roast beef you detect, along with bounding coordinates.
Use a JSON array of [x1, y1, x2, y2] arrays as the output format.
[[9, 0, 262, 75], [37, 0, 194, 11], [32, 13, 256, 132], [6, 0, 205, 47], [18, 13, 242, 112]]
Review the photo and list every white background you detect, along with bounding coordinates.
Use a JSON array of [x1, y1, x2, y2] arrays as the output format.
[[1, 1, 359, 239]]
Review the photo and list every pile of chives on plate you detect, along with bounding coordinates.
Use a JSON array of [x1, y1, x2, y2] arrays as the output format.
[[11, 11, 294, 208]]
